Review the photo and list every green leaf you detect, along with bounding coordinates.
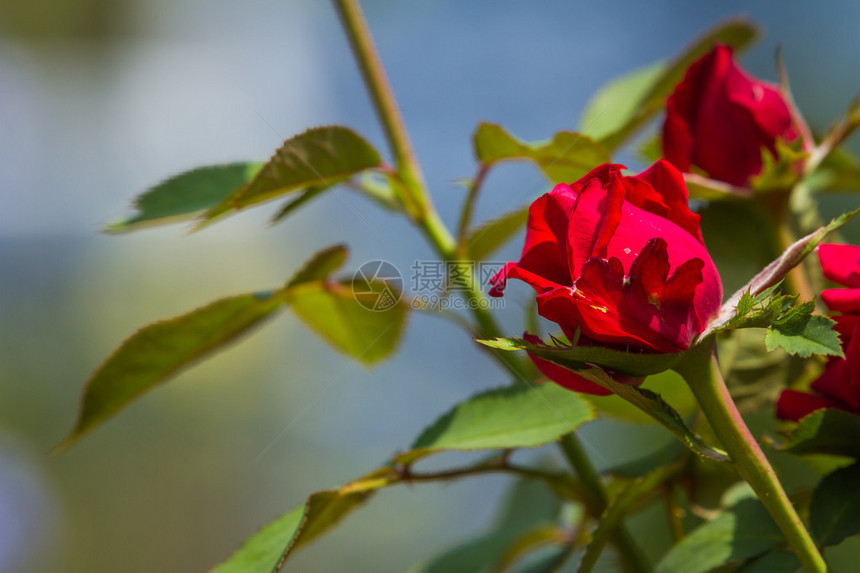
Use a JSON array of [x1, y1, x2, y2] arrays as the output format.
[[285, 244, 348, 288], [211, 504, 304, 573], [286, 280, 407, 365], [782, 408, 860, 459], [810, 463, 860, 546], [579, 465, 677, 573], [580, 62, 666, 142], [410, 479, 562, 573], [473, 122, 610, 183], [213, 467, 395, 572], [580, 18, 759, 151], [765, 314, 843, 358], [105, 162, 263, 233], [400, 383, 594, 465], [477, 336, 681, 377], [201, 126, 382, 224], [655, 491, 783, 573], [467, 205, 529, 261], [57, 292, 284, 451]]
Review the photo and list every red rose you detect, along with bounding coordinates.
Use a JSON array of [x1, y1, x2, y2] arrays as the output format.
[[663, 44, 809, 187], [490, 161, 723, 394], [777, 244, 860, 421]]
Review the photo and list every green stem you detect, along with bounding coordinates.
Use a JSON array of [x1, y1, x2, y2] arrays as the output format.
[[560, 434, 652, 573], [675, 339, 828, 573], [332, 0, 427, 215]]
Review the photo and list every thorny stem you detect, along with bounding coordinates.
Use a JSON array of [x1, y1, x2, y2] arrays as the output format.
[[675, 339, 828, 573], [334, 1, 650, 569]]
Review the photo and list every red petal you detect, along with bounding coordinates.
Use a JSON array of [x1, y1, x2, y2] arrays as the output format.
[[819, 244, 860, 288], [810, 359, 858, 410], [724, 54, 795, 147], [625, 238, 705, 349], [691, 46, 766, 185], [630, 160, 704, 244], [663, 48, 716, 173], [776, 391, 844, 422], [540, 258, 678, 352], [518, 191, 576, 286], [822, 288, 860, 314]]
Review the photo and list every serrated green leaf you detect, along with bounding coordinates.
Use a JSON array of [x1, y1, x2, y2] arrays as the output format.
[[213, 467, 395, 572], [782, 408, 860, 459], [285, 244, 348, 288], [810, 463, 860, 547], [477, 336, 681, 377], [765, 314, 843, 358], [655, 495, 783, 573], [581, 19, 759, 151], [579, 465, 677, 573], [398, 383, 594, 466], [201, 126, 382, 225], [473, 123, 610, 183], [720, 288, 800, 332], [57, 292, 284, 451], [467, 205, 529, 261], [286, 280, 407, 365], [106, 162, 263, 233], [703, 209, 860, 336], [736, 291, 755, 317]]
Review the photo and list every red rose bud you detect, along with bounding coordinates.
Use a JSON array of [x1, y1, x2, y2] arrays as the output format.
[[663, 44, 810, 187], [777, 244, 860, 421], [491, 161, 723, 394]]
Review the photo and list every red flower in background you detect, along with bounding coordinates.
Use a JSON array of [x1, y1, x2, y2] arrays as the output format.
[[490, 161, 723, 394], [777, 244, 860, 421], [663, 44, 809, 187]]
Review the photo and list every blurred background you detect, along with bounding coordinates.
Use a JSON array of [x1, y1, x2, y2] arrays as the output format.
[[1, 1, 859, 571]]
